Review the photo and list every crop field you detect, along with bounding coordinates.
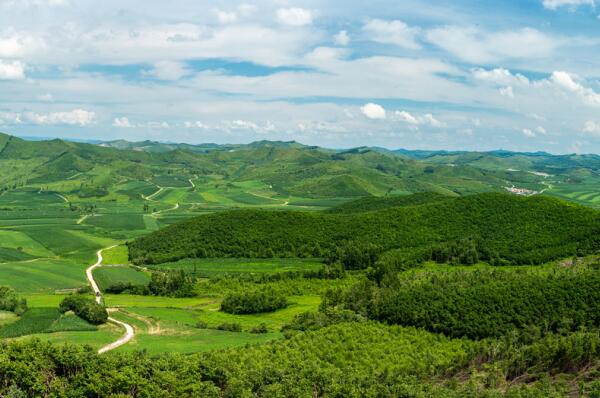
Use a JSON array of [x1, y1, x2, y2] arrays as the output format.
[[148, 258, 324, 277], [93, 266, 150, 291], [0, 259, 87, 293]]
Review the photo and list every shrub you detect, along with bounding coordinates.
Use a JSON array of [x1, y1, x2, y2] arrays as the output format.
[[0, 286, 27, 316], [216, 322, 242, 332], [249, 323, 268, 334], [59, 296, 108, 325], [221, 289, 288, 315]]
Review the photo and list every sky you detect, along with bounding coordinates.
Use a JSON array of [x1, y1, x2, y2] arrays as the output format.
[[1, 0, 600, 153]]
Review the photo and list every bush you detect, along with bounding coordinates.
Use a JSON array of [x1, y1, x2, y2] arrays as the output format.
[[147, 269, 195, 297], [105, 282, 149, 295], [59, 296, 108, 325], [216, 322, 242, 332], [195, 320, 208, 329], [221, 289, 288, 315], [249, 323, 268, 334], [0, 286, 27, 316]]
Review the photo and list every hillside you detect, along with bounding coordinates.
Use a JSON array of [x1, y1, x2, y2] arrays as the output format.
[[128, 193, 600, 265]]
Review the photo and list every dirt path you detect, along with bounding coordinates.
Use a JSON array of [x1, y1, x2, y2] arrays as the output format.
[[86, 246, 135, 354], [152, 202, 179, 216], [142, 186, 164, 201], [55, 193, 69, 203]]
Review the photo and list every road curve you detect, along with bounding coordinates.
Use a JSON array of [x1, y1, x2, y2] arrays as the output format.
[[86, 246, 135, 354]]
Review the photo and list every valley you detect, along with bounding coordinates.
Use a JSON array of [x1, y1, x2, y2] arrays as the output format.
[[0, 134, 600, 396]]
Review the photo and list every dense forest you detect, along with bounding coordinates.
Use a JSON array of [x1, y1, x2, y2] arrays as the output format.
[[129, 193, 600, 266], [1, 320, 600, 397], [322, 269, 600, 339]]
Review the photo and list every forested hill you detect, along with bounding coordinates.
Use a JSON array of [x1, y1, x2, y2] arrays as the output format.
[[325, 192, 452, 213], [128, 193, 600, 265]]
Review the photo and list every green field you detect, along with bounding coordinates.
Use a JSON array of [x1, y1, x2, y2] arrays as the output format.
[[93, 266, 151, 291]]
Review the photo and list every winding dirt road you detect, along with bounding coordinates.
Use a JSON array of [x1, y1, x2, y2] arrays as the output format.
[[86, 246, 135, 354]]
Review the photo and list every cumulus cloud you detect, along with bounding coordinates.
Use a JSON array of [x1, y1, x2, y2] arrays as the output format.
[[363, 19, 420, 49], [361, 103, 386, 119], [550, 71, 600, 106], [542, 0, 595, 9], [472, 68, 530, 85], [25, 109, 96, 126], [277, 8, 313, 26], [0, 60, 25, 80], [426, 27, 558, 63], [583, 120, 600, 136], [334, 30, 350, 46], [522, 128, 536, 137], [113, 117, 133, 128], [395, 111, 444, 127]]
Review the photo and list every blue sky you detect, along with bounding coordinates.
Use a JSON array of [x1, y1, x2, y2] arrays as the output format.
[[1, 0, 600, 153]]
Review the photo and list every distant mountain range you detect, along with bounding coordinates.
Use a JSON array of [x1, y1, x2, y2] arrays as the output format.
[[1, 132, 599, 207]]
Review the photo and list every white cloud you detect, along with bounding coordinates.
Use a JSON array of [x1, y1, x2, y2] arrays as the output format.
[[395, 110, 419, 124], [583, 120, 600, 136], [537, 126, 547, 135], [25, 109, 96, 126], [214, 9, 237, 24], [522, 128, 536, 137], [184, 121, 210, 129], [113, 117, 133, 128], [277, 8, 313, 26], [473, 68, 530, 85], [426, 26, 558, 63], [333, 30, 350, 46], [222, 119, 276, 134], [0, 111, 22, 125], [395, 110, 445, 127], [550, 71, 600, 106], [363, 19, 420, 49], [0, 60, 25, 80], [143, 60, 190, 81], [361, 103, 386, 119], [499, 86, 514, 98], [542, 0, 595, 10], [113, 117, 171, 129]]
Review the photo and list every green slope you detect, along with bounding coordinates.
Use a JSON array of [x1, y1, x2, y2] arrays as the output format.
[[129, 193, 600, 265]]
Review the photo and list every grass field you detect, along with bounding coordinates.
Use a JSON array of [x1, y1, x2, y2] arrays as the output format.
[[93, 266, 150, 291], [109, 310, 280, 354]]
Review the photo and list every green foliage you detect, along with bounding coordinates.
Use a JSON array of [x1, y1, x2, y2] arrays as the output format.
[[216, 322, 242, 332], [0, 286, 27, 315], [129, 193, 600, 266], [147, 269, 195, 297], [282, 308, 366, 333], [221, 289, 288, 314], [323, 269, 600, 339], [249, 323, 268, 333], [59, 296, 108, 325], [326, 192, 451, 213]]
